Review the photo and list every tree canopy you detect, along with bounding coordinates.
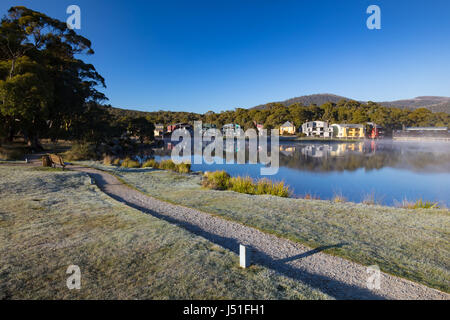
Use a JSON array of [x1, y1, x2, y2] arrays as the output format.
[[0, 6, 106, 149]]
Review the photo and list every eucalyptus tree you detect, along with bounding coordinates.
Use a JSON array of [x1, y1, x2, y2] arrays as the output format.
[[0, 6, 106, 149]]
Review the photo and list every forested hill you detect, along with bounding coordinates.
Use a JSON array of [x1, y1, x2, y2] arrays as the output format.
[[252, 94, 450, 114], [378, 96, 450, 113], [252, 94, 350, 110], [103, 105, 202, 123]]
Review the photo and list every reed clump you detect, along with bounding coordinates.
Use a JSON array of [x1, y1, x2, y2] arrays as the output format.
[[120, 157, 141, 168], [202, 171, 291, 198]]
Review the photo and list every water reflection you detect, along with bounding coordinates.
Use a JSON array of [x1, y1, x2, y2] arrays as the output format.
[[149, 140, 450, 205], [279, 141, 450, 173]]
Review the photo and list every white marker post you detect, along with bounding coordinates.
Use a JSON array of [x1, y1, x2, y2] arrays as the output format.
[[240, 245, 251, 268]]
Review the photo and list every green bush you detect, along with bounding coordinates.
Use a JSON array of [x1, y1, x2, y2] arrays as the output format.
[[120, 157, 141, 168], [202, 171, 231, 190], [142, 159, 159, 169], [176, 162, 191, 174]]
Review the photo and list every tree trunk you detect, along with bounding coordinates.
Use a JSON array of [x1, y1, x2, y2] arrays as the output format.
[[27, 134, 44, 151], [9, 58, 16, 79], [7, 126, 14, 143]]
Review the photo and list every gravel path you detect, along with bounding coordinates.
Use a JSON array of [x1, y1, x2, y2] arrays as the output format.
[[64, 165, 448, 300]]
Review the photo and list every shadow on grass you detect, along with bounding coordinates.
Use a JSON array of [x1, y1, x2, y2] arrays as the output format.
[[86, 170, 385, 300]]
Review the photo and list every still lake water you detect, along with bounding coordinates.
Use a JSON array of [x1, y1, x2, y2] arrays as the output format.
[[150, 140, 450, 206]]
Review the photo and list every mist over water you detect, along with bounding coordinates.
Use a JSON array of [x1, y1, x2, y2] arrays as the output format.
[[150, 140, 450, 206]]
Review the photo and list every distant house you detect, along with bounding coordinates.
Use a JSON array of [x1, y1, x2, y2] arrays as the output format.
[[222, 123, 241, 136], [167, 123, 193, 134], [202, 123, 217, 130], [393, 127, 450, 141], [301, 121, 333, 138], [367, 123, 385, 139], [331, 124, 365, 139], [253, 122, 264, 136], [279, 121, 296, 136], [154, 124, 165, 137], [201, 123, 217, 136]]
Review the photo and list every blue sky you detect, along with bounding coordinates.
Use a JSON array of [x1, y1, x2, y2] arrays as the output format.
[[1, 0, 449, 113]]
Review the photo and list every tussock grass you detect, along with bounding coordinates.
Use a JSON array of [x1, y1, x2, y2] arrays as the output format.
[[268, 181, 291, 198], [112, 158, 121, 166], [103, 155, 115, 166], [230, 176, 255, 194], [159, 159, 177, 171], [203, 171, 291, 197], [98, 166, 450, 293], [142, 159, 159, 169], [63, 143, 97, 161], [332, 191, 347, 203], [0, 146, 28, 161], [302, 193, 321, 200], [0, 166, 330, 300], [398, 198, 441, 210], [142, 159, 190, 173], [202, 171, 231, 190], [120, 157, 141, 168], [175, 162, 191, 174]]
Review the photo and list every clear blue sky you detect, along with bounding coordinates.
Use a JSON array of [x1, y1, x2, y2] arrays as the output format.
[[1, 0, 449, 113]]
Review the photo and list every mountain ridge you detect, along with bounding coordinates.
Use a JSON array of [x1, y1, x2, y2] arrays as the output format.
[[252, 94, 450, 113]]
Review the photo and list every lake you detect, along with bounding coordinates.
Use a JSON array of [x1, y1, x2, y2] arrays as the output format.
[[149, 139, 450, 206]]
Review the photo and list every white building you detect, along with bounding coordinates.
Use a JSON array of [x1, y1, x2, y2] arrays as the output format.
[[301, 121, 333, 138], [222, 123, 241, 136]]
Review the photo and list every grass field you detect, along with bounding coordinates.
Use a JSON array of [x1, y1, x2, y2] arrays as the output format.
[[0, 166, 331, 300], [79, 162, 450, 293]]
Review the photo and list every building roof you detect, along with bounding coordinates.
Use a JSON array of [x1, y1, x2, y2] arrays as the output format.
[[332, 123, 364, 128], [406, 127, 448, 131], [280, 121, 295, 128]]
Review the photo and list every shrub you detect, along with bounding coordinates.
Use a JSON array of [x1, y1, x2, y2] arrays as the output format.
[[120, 157, 141, 168], [112, 158, 121, 166], [142, 159, 159, 169], [202, 171, 231, 190], [230, 176, 255, 194], [176, 162, 191, 174], [103, 155, 115, 166], [63, 143, 97, 161], [159, 159, 177, 171]]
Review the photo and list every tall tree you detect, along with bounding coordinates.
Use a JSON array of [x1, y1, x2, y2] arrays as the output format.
[[0, 6, 106, 149]]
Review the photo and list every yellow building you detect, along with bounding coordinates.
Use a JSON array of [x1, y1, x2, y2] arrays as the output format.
[[154, 124, 165, 137], [279, 121, 296, 135], [331, 124, 365, 139]]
